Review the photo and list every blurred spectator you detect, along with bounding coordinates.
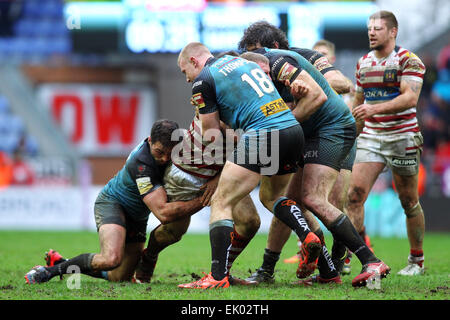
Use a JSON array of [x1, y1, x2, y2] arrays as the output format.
[[0, 151, 13, 189], [421, 53, 439, 99], [10, 136, 35, 186], [421, 89, 450, 152], [437, 44, 450, 71]]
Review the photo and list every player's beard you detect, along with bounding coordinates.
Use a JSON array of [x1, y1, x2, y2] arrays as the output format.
[[371, 43, 385, 51], [370, 39, 386, 51]]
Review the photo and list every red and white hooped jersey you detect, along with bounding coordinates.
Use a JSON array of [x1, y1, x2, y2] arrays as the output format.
[[355, 46, 426, 136], [172, 113, 224, 180]]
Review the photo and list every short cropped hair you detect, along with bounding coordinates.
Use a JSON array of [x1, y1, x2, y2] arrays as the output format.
[[178, 42, 211, 66], [238, 21, 289, 52], [150, 119, 180, 148], [313, 39, 335, 56], [369, 10, 398, 30]]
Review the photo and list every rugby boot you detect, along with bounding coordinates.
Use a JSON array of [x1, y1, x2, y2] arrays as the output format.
[[45, 249, 65, 267], [228, 274, 258, 286], [178, 272, 230, 289], [25, 265, 52, 284], [283, 240, 302, 264], [294, 274, 343, 286], [296, 232, 322, 279], [283, 253, 300, 264], [45, 249, 66, 280], [352, 261, 390, 287], [341, 252, 352, 275], [397, 255, 425, 276], [245, 267, 275, 284]]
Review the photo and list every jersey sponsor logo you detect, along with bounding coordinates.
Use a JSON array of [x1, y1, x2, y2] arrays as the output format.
[[277, 62, 298, 82], [383, 69, 397, 83], [392, 158, 417, 167], [304, 150, 318, 159], [191, 92, 205, 109], [281, 199, 297, 206], [136, 177, 153, 195], [404, 51, 419, 59], [271, 57, 284, 74], [259, 98, 289, 117], [314, 56, 332, 72], [364, 88, 397, 99]]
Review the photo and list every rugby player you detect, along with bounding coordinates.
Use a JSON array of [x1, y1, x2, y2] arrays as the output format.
[[240, 48, 390, 287], [238, 22, 355, 284], [177, 42, 320, 289], [25, 120, 205, 284], [347, 10, 426, 276]]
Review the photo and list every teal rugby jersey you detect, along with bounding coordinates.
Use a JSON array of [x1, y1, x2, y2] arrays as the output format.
[[258, 48, 355, 137], [192, 55, 298, 132], [102, 138, 165, 221]]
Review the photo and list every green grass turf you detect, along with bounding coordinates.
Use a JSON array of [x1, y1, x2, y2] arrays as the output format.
[[0, 231, 449, 301]]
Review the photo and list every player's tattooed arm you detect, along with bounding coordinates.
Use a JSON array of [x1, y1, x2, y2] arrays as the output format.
[[354, 78, 423, 120]]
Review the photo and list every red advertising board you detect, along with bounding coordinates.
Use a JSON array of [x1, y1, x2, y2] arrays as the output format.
[[37, 84, 157, 155]]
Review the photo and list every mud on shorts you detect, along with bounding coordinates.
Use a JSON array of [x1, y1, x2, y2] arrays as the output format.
[[355, 132, 423, 176], [231, 124, 304, 176], [304, 124, 357, 171], [94, 190, 148, 243], [163, 163, 210, 201]]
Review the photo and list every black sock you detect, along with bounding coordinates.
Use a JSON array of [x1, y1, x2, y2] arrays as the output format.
[[209, 219, 234, 281], [261, 248, 280, 274], [331, 239, 347, 263], [329, 214, 378, 266], [47, 253, 95, 278], [273, 197, 311, 242], [313, 229, 338, 279]]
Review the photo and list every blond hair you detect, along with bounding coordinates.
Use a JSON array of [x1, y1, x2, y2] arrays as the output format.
[[313, 39, 335, 56], [178, 42, 211, 66]]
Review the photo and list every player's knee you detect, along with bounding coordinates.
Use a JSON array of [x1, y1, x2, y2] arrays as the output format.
[[245, 214, 261, 236], [347, 186, 367, 206], [400, 195, 422, 218], [301, 191, 322, 213], [398, 193, 416, 209]]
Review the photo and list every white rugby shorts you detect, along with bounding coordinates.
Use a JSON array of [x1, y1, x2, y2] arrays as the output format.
[[355, 132, 423, 176], [163, 163, 209, 201]]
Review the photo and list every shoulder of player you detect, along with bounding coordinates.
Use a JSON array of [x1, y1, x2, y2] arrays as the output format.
[[126, 142, 159, 177], [291, 47, 321, 62], [191, 69, 214, 92], [396, 46, 424, 63]]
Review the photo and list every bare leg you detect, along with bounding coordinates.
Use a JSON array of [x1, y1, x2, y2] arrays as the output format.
[[392, 173, 425, 252], [346, 162, 385, 232]]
